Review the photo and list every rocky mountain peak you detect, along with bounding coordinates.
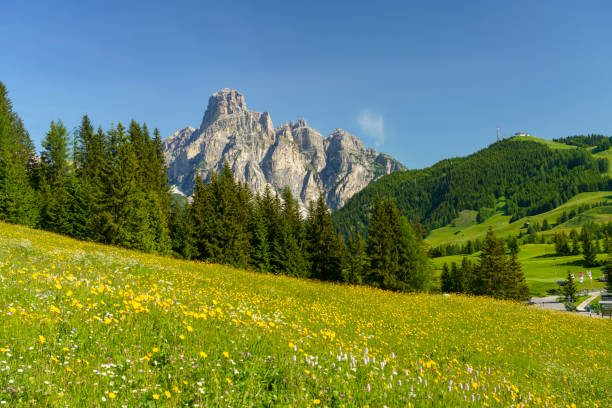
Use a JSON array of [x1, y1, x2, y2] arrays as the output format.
[[164, 90, 406, 210], [201, 88, 247, 128]]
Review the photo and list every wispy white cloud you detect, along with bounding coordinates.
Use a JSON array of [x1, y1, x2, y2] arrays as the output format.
[[356, 110, 384, 146]]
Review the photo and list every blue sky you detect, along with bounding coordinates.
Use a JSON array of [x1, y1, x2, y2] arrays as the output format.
[[2, 1, 612, 168]]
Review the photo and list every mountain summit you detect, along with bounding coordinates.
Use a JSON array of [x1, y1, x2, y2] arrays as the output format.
[[163, 89, 405, 210]]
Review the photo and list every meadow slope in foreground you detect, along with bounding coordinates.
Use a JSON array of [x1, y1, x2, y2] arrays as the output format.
[[0, 222, 610, 407]]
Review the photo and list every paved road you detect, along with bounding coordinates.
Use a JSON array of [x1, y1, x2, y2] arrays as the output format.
[[576, 291, 602, 312], [530, 295, 567, 312], [531, 291, 603, 317]]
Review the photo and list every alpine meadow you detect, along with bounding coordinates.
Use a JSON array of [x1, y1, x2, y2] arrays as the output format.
[[2, 1, 612, 407]]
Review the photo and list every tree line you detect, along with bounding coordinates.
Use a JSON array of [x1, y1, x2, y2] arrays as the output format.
[[169, 163, 432, 291]]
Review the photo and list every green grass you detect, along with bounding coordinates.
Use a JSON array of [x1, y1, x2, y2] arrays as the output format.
[[431, 244, 607, 297], [426, 192, 612, 248], [0, 222, 610, 406], [508, 135, 577, 150]]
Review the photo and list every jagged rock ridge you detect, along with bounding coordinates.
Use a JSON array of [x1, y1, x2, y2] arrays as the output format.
[[163, 88, 406, 210]]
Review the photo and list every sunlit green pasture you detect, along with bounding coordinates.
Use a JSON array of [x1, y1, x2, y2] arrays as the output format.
[[431, 244, 607, 297], [426, 192, 612, 248]]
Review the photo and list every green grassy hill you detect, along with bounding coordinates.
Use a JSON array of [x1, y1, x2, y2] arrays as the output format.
[[0, 222, 610, 406], [427, 192, 612, 296], [509, 135, 577, 150], [426, 191, 612, 247]]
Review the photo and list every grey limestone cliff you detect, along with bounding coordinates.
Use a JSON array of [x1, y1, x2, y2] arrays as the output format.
[[163, 88, 405, 209]]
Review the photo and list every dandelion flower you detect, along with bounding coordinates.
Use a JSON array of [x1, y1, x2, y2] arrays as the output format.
[[200, 351, 208, 358], [108, 392, 116, 399], [313, 399, 321, 405], [164, 390, 171, 398], [223, 351, 229, 358], [152, 394, 160, 400], [38, 335, 46, 344]]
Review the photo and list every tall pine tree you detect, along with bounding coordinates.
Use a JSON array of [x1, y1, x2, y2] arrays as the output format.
[[366, 196, 431, 291], [39, 120, 72, 235], [0, 81, 37, 225], [306, 192, 344, 282]]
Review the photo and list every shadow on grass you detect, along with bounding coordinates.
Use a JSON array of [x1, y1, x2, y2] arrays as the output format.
[[531, 253, 562, 259]]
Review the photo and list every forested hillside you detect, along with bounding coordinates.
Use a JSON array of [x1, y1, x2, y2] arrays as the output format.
[[333, 138, 611, 238]]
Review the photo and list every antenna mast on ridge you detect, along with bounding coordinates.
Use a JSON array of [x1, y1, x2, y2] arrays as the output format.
[[497, 126, 501, 141]]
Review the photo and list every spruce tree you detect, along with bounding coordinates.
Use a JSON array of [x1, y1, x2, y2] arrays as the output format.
[[306, 192, 343, 282], [440, 263, 452, 292], [450, 261, 465, 293], [39, 120, 73, 235], [569, 229, 581, 255], [343, 233, 366, 284], [562, 270, 578, 303], [581, 229, 597, 267], [280, 187, 308, 277], [168, 198, 195, 259], [88, 127, 112, 242], [365, 196, 431, 291], [461, 256, 474, 293], [0, 81, 38, 225], [187, 163, 251, 268], [555, 232, 571, 256], [474, 227, 507, 297], [603, 256, 612, 292], [506, 249, 530, 301], [96, 123, 139, 246], [259, 186, 285, 274], [249, 198, 270, 272]]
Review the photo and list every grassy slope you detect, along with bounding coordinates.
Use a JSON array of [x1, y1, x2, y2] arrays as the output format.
[[509, 135, 577, 150], [426, 191, 612, 247], [431, 245, 608, 297], [0, 222, 610, 406]]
